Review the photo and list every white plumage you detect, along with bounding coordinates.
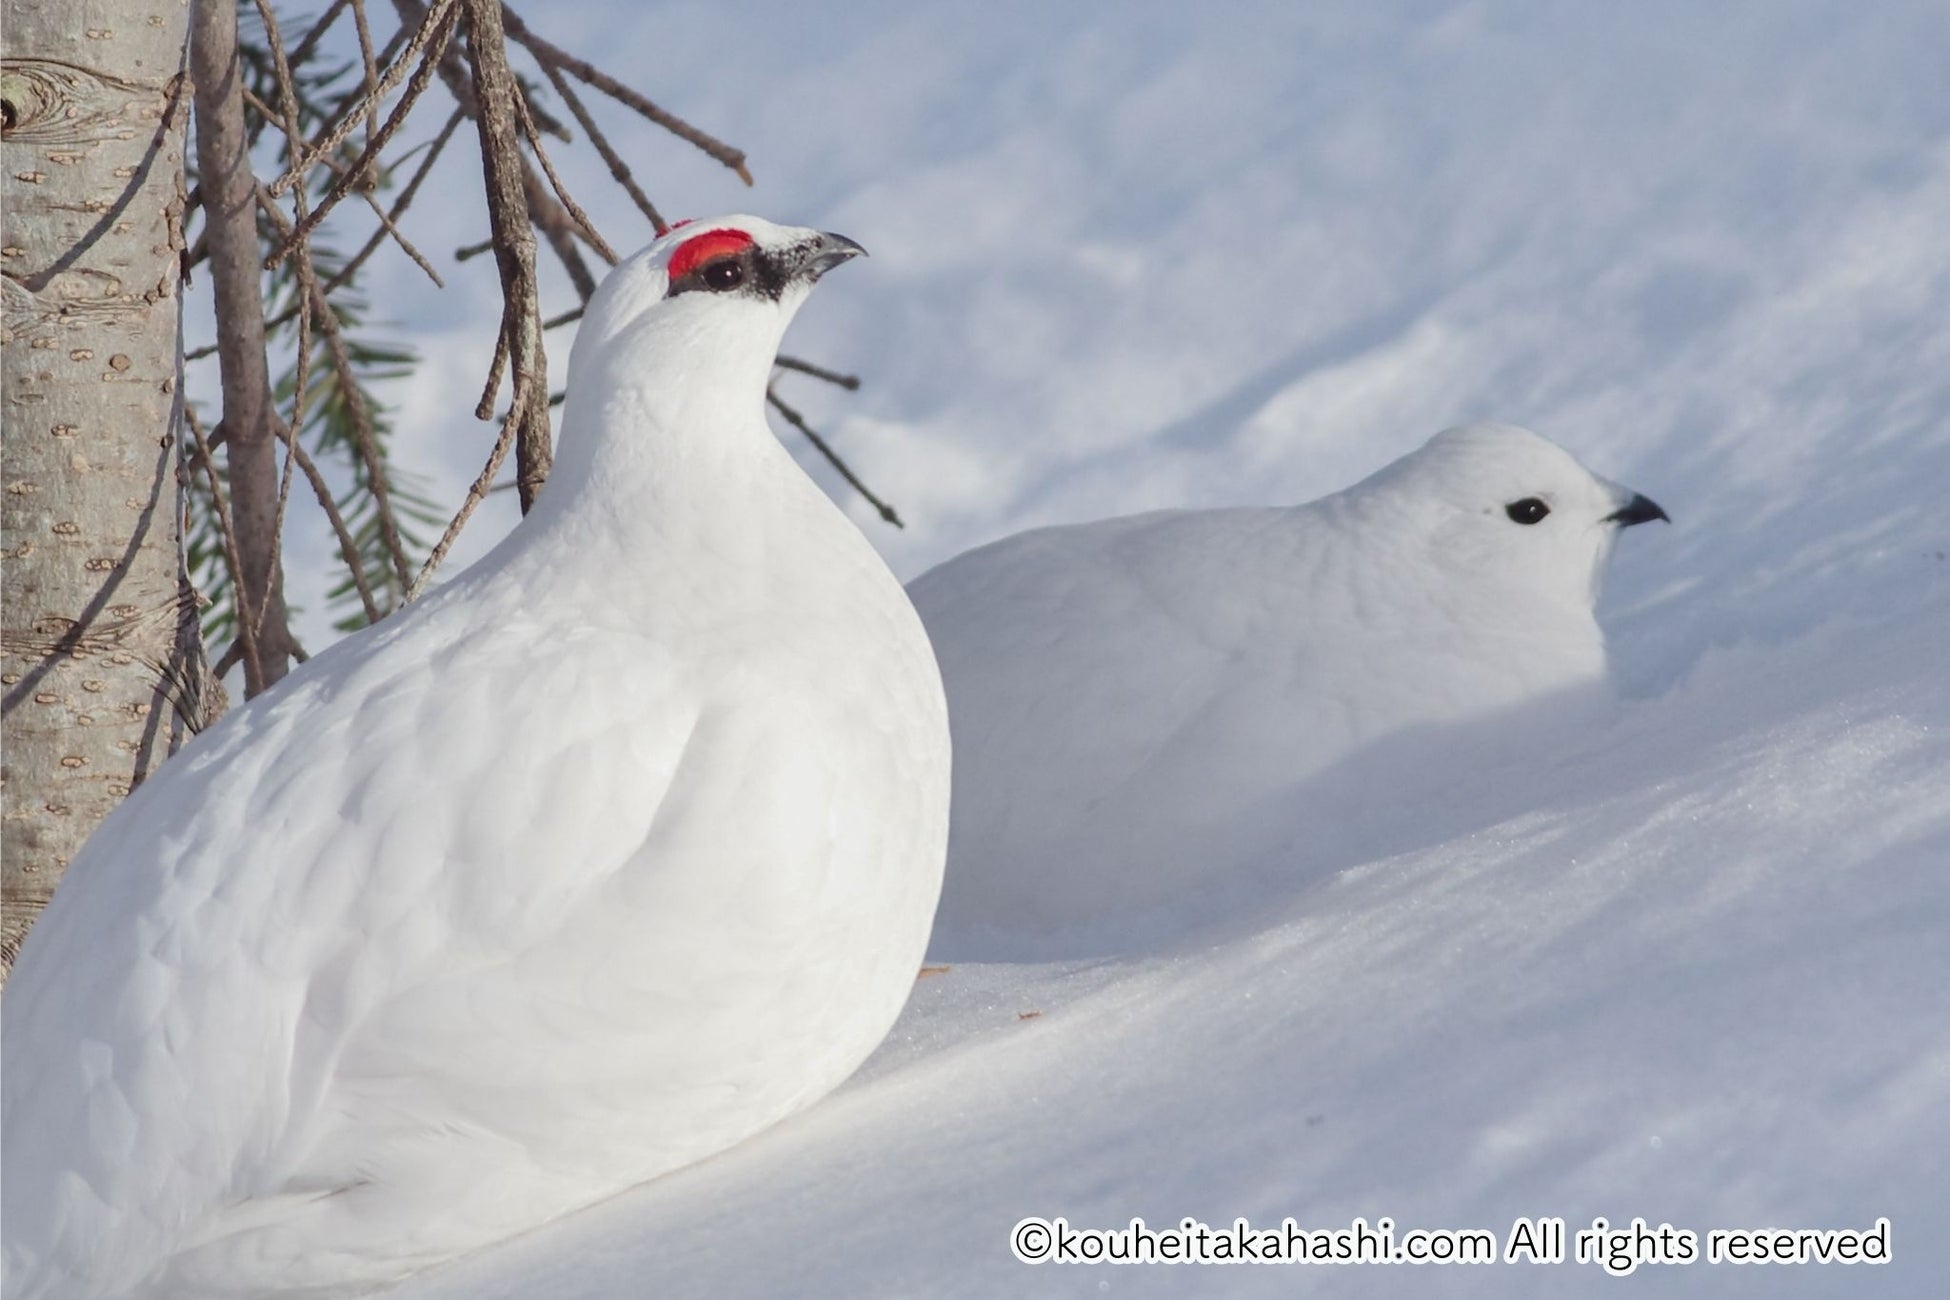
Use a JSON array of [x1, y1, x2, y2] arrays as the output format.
[[910, 424, 1665, 949], [1, 217, 950, 1298]]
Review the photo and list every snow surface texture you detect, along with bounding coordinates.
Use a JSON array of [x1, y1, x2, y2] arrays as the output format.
[[912, 423, 1667, 952], [182, 1, 1945, 1296], [2, 221, 949, 1299]]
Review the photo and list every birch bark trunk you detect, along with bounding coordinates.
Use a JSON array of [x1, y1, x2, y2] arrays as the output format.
[[2, 0, 209, 979]]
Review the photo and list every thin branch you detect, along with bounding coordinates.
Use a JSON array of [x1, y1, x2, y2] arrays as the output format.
[[263, 0, 460, 267], [266, 0, 458, 199], [182, 405, 262, 683], [265, 395, 302, 637], [533, 56, 666, 234], [248, 0, 318, 656], [520, 154, 601, 297], [775, 354, 862, 390], [256, 188, 418, 594], [409, 408, 519, 599], [276, 422, 384, 624], [271, 296, 305, 600], [212, 638, 245, 681], [343, 2, 413, 294], [397, 0, 603, 300], [355, 190, 446, 286], [462, 0, 552, 510], [766, 384, 903, 528], [474, 317, 510, 420], [389, 0, 572, 140], [352, 0, 382, 158], [510, 66, 616, 264], [267, 3, 445, 289], [215, 109, 459, 351], [285, 0, 356, 68], [240, 85, 286, 135], [290, 18, 412, 159], [318, 114, 467, 294], [251, 0, 311, 154], [542, 304, 582, 330], [500, 4, 752, 185], [513, 70, 573, 142]]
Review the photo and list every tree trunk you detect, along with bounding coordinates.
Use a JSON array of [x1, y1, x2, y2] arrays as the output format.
[[1, 0, 208, 981]]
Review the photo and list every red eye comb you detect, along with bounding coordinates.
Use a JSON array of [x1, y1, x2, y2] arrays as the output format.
[[666, 228, 755, 280]]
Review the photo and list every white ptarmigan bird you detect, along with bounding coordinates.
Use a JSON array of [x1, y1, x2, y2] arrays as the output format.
[[0, 217, 950, 1299], [909, 423, 1666, 948]]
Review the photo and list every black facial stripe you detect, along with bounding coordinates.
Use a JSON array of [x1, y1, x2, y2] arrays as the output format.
[[747, 244, 796, 300]]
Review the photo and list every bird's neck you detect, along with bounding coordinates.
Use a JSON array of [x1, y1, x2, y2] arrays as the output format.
[[509, 345, 860, 621]]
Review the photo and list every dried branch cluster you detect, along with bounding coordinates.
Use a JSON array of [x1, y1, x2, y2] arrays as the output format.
[[187, 0, 896, 698]]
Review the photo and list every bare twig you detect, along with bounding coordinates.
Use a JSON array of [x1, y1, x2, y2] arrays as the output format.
[[355, 193, 446, 287], [509, 67, 616, 264], [474, 318, 511, 420], [243, 86, 377, 194], [285, 0, 356, 69], [263, 0, 460, 267], [211, 639, 246, 681], [513, 70, 573, 141], [251, 0, 310, 164], [462, 0, 552, 510], [775, 355, 862, 390], [187, 354, 384, 625], [343, 0, 436, 287], [267, 0, 458, 198], [501, 5, 752, 185], [409, 412, 519, 599], [396, 0, 604, 301], [352, 0, 382, 157], [247, 0, 319, 653], [182, 405, 262, 684], [277, 421, 384, 624], [542, 304, 583, 330], [240, 85, 285, 133], [767, 384, 903, 528], [294, 18, 412, 158], [534, 56, 666, 234], [267, 3, 441, 289], [520, 156, 601, 297], [213, 109, 460, 352], [324, 111, 464, 292], [257, 188, 418, 595], [390, 0, 572, 137]]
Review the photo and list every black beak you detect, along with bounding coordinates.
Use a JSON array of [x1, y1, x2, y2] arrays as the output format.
[[800, 231, 867, 282], [1603, 492, 1670, 528]]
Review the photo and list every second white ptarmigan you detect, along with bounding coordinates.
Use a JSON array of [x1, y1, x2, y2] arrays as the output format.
[[1, 218, 950, 1299], [910, 424, 1665, 948]]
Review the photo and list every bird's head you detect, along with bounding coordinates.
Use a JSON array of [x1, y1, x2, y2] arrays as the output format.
[[566, 215, 866, 403], [1360, 423, 1668, 611]]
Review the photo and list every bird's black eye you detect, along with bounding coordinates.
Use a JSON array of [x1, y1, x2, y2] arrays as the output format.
[[702, 258, 744, 291], [1505, 497, 1551, 525]]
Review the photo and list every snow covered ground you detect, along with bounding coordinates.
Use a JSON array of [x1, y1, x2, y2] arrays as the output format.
[[225, 0, 1949, 1294]]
